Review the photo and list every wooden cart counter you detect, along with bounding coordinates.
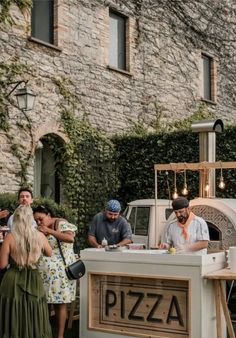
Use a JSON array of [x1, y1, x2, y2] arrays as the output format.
[[80, 249, 226, 338]]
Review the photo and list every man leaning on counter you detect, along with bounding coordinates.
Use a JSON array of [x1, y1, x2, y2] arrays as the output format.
[[160, 197, 209, 254], [88, 199, 132, 248]]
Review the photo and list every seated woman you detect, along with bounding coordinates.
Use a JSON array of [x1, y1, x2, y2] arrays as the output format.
[[33, 205, 77, 338], [0, 205, 52, 338]]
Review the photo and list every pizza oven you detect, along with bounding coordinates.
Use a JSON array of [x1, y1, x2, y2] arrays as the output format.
[[190, 198, 236, 250]]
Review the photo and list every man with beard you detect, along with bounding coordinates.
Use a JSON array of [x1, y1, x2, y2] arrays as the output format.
[[7, 187, 36, 230], [88, 199, 132, 248], [160, 197, 209, 254]]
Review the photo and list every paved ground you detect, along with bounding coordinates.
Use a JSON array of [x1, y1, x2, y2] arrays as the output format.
[[51, 316, 79, 338]]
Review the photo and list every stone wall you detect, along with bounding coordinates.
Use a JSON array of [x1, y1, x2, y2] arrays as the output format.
[[0, 0, 236, 192]]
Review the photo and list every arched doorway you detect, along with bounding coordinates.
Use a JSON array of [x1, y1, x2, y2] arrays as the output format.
[[34, 134, 65, 203]]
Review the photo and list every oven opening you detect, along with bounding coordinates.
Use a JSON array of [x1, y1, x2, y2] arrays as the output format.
[[207, 222, 221, 241]]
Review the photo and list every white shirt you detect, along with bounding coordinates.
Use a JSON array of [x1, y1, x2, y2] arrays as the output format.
[[7, 214, 37, 231], [162, 215, 209, 254]]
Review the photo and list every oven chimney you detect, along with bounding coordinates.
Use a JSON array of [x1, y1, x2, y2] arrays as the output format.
[[191, 119, 224, 198]]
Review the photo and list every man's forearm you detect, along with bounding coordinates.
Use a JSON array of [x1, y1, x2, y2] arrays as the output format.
[[118, 238, 132, 246], [88, 235, 101, 248], [187, 240, 209, 252]]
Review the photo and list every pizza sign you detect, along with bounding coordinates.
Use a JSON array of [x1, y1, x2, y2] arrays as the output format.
[[89, 273, 190, 338]]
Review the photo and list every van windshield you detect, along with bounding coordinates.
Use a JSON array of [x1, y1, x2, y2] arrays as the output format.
[[128, 207, 150, 236]]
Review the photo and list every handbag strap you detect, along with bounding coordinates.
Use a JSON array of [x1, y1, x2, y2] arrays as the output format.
[[54, 218, 67, 267], [56, 238, 67, 267]]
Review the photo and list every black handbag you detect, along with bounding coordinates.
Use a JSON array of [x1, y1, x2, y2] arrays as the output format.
[[57, 238, 85, 280], [65, 260, 86, 280]]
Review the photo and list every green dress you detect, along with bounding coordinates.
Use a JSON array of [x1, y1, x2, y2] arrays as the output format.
[[0, 260, 52, 338]]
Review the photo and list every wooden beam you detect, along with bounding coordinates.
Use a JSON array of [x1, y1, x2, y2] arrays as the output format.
[[154, 161, 236, 172]]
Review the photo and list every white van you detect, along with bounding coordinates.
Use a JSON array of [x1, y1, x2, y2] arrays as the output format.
[[123, 199, 172, 249], [124, 197, 236, 251]]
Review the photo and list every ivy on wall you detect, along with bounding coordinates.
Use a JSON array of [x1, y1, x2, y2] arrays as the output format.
[[0, 0, 32, 25], [51, 77, 120, 248], [0, 59, 29, 131], [0, 58, 34, 186]]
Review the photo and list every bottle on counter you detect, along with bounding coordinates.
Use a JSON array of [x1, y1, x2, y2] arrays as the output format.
[[101, 238, 108, 247]]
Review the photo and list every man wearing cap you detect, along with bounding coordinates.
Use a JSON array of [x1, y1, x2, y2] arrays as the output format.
[[160, 197, 209, 254], [88, 199, 132, 248]]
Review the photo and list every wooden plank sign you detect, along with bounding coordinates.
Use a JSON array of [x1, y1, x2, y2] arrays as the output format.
[[88, 273, 190, 338]]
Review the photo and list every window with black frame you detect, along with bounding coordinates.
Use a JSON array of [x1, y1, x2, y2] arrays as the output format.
[[31, 0, 54, 44]]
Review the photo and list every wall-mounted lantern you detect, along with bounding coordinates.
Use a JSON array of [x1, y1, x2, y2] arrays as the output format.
[[7, 80, 36, 111]]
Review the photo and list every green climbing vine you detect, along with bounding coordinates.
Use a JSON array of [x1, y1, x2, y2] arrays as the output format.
[[168, 102, 215, 131], [51, 77, 119, 249], [0, 0, 32, 26], [0, 58, 34, 186], [126, 100, 214, 136]]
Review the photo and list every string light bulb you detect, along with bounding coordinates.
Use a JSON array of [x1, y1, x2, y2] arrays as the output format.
[[219, 177, 225, 189], [172, 189, 178, 200], [205, 182, 210, 193], [172, 171, 178, 199], [219, 163, 225, 189], [181, 169, 188, 196], [203, 168, 210, 197]]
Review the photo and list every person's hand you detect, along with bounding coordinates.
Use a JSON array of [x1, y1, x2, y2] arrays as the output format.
[[176, 244, 190, 253], [96, 244, 103, 248], [38, 225, 50, 236], [0, 210, 9, 219], [159, 242, 170, 250]]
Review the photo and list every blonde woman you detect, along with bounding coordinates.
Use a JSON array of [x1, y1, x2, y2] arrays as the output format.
[[0, 205, 52, 338]]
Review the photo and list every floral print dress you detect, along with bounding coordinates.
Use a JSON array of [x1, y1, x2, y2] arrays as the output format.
[[38, 220, 77, 304]]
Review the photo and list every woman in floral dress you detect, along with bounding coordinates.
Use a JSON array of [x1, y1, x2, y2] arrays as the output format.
[[33, 206, 77, 338]]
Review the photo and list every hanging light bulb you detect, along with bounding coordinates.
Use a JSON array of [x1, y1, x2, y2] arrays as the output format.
[[219, 164, 225, 189], [219, 176, 225, 189], [181, 169, 189, 196], [172, 189, 178, 199], [205, 182, 210, 193], [172, 171, 178, 199], [203, 168, 210, 197], [182, 185, 188, 196]]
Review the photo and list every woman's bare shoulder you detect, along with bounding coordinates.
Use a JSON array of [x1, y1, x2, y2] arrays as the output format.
[[37, 231, 47, 240], [4, 233, 14, 243]]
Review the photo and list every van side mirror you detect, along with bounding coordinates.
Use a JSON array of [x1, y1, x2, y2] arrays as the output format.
[[165, 208, 173, 220]]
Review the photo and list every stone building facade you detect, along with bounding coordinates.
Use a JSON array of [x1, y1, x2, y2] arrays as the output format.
[[0, 0, 236, 198]]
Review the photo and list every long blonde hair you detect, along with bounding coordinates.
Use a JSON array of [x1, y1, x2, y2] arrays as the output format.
[[11, 205, 42, 267]]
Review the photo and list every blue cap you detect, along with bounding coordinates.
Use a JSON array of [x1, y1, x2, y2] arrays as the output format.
[[106, 200, 121, 212]]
